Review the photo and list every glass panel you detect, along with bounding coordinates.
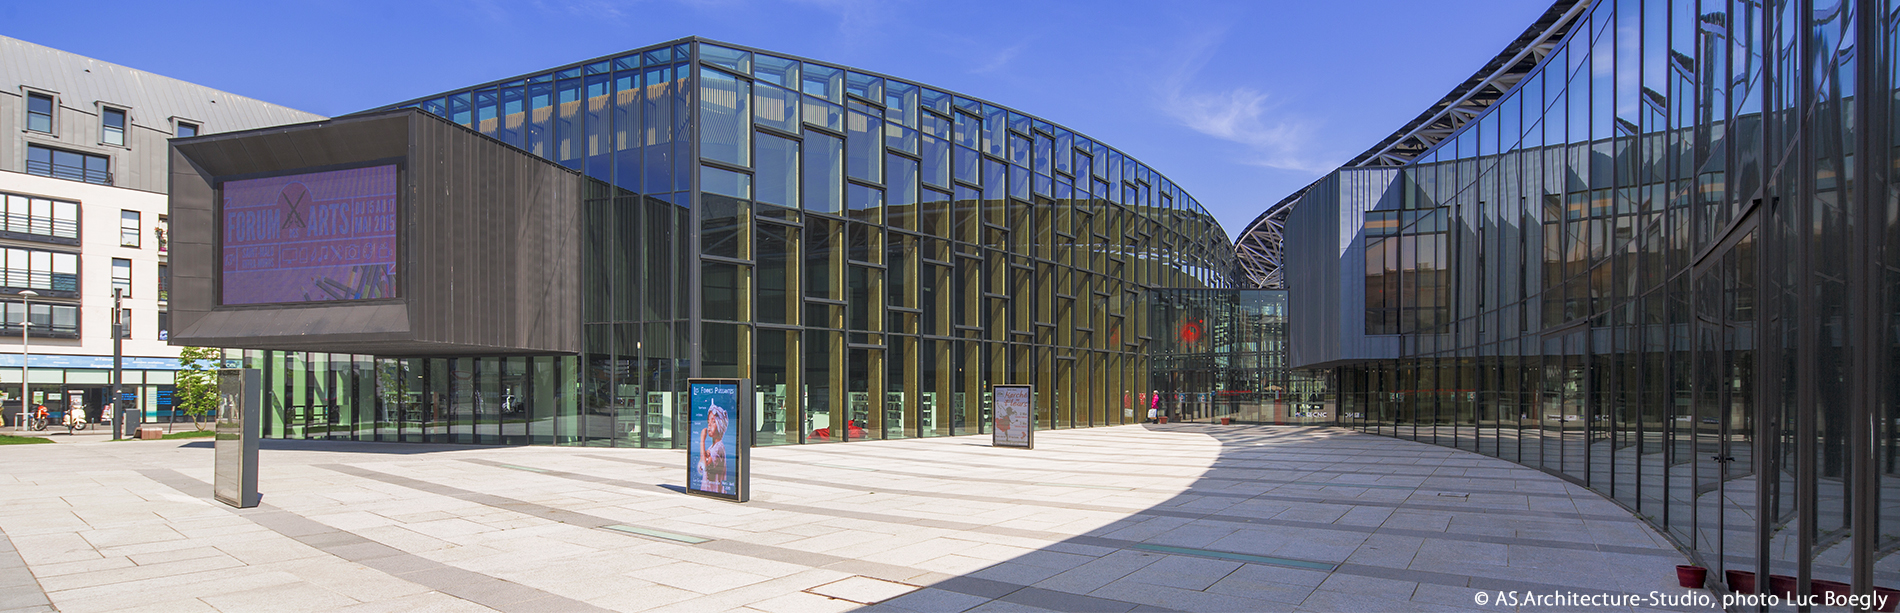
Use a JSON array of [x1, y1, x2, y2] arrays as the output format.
[[702, 263, 747, 321], [26, 94, 52, 133], [754, 82, 798, 133], [802, 95, 843, 132], [698, 43, 750, 73], [846, 110, 882, 183], [101, 108, 125, 146], [801, 64, 842, 102], [921, 136, 950, 188], [699, 181, 748, 260], [886, 154, 918, 231], [757, 223, 795, 325], [699, 67, 750, 166], [845, 72, 882, 102], [613, 70, 642, 192], [755, 133, 798, 208], [700, 165, 750, 200], [753, 55, 797, 87], [803, 132, 843, 213], [846, 184, 883, 221]]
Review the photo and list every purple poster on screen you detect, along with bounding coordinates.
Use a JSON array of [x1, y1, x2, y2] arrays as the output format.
[[221, 165, 398, 305]]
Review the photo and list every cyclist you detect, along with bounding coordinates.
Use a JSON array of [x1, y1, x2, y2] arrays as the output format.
[[31, 404, 48, 431]]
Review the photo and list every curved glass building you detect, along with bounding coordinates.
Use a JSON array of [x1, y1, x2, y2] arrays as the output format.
[[1272, 0, 1900, 596], [180, 38, 1239, 449]]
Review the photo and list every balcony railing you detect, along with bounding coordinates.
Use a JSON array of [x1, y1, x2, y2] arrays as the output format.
[[1, 271, 79, 295], [24, 159, 112, 186], [0, 213, 80, 242]]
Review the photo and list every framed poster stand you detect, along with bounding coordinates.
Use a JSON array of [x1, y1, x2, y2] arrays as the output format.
[[686, 378, 751, 502], [992, 384, 1033, 449]]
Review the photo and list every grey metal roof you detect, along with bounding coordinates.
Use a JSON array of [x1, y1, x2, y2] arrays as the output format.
[[0, 35, 324, 136]]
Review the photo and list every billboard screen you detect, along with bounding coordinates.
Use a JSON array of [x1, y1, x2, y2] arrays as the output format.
[[688, 379, 749, 501], [221, 165, 399, 305], [993, 385, 1033, 449]]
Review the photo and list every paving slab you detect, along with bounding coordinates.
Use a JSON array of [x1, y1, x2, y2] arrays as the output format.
[[0, 425, 1694, 612]]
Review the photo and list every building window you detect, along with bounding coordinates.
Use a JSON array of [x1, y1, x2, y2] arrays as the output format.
[[25, 144, 111, 185], [0, 193, 80, 243], [111, 258, 131, 298], [157, 310, 168, 341], [101, 108, 127, 146], [155, 215, 167, 253], [3, 248, 79, 296], [26, 92, 53, 133], [116, 308, 131, 339], [3, 303, 80, 339], [175, 121, 197, 138], [120, 210, 139, 247], [157, 263, 168, 302]]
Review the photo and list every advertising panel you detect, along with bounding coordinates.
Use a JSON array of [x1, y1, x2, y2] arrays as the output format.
[[214, 369, 260, 508], [221, 164, 399, 305], [687, 378, 750, 502], [992, 384, 1033, 449]]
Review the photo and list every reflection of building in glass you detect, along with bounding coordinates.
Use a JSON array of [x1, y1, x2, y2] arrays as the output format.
[[1264, 0, 1900, 596], [1148, 289, 1326, 425], [179, 38, 1240, 449]]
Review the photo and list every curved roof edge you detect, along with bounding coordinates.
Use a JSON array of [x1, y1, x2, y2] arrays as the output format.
[[1235, 0, 1588, 289]]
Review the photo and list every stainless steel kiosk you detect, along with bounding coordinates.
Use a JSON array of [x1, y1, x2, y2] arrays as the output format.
[[214, 368, 261, 508]]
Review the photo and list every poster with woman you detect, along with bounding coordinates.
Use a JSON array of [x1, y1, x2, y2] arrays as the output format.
[[992, 385, 1033, 449], [687, 379, 750, 502]]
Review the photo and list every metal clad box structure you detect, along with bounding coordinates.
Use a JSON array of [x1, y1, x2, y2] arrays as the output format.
[[168, 109, 583, 355], [1284, 168, 1404, 370]]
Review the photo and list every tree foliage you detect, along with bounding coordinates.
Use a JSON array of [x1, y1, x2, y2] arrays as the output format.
[[175, 347, 221, 430]]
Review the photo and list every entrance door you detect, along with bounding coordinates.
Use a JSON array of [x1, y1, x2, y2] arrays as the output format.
[[1691, 229, 1756, 582]]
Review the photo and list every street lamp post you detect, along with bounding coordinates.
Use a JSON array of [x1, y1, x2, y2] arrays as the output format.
[[17, 290, 37, 431]]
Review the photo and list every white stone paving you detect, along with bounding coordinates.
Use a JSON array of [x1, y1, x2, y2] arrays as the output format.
[[0, 425, 1708, 612]]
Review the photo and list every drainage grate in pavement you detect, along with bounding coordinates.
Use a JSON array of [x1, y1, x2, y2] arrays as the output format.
[[1129, 543, 1339, 571], [804, 576, 918, 604], [1289, 481, 1417, 491], [1033, 482, 1134, 491], [601, 524, 712, 544], [811, 463, 878, 472]]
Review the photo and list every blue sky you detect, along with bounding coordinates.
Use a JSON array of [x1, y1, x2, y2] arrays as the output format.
[[5, 0, 1550, 240]]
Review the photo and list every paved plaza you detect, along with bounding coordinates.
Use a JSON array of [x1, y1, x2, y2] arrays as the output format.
[[0, 425, 1705, 612]]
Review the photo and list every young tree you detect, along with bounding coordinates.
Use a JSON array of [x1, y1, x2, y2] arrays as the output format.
[[175, 346, 221, 431]]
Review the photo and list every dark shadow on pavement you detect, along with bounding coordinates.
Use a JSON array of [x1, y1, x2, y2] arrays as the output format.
[[845, 423, 1690, 613]]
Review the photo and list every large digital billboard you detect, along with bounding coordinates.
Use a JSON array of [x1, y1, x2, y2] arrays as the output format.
[[687, 378, 750, 502], [993, 385, 1033, 449], [221, 165, 398, 305]]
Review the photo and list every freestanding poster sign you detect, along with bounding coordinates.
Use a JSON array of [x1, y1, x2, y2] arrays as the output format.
[[686, 378, 751, 502], [992, 384, 1033, 449], [214, 368, 261, 508]]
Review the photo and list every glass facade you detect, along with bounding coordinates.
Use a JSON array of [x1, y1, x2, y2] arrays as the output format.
[[1148, 289, 1327, 425], [1303, 0, 1900, 597], [242, 38, 1238, 449]]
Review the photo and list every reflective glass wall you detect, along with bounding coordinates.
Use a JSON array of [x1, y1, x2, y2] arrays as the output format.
[[1321, 0, 1900, 597], [1149, 290, 1330, 424], [249, 38, 1239, 448]]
